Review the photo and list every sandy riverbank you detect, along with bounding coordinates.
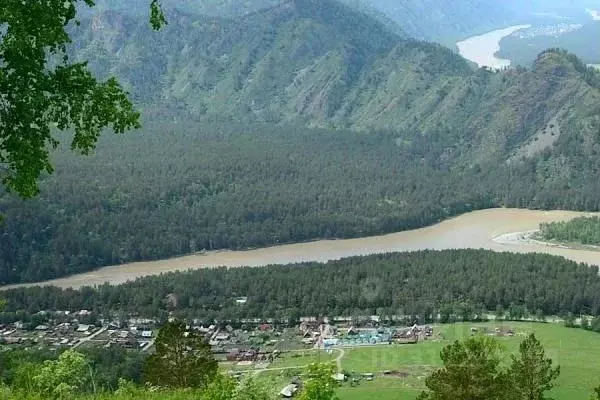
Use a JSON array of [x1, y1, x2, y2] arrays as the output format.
[[494, 229, 600, 252]]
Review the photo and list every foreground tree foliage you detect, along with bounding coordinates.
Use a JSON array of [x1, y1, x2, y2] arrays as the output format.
[[299, 363, 340, 400], [219, 376, 278, 400], [143, 320, 217, 389], [0, 0, 147, 197], [11, 350, 90, 399], [592, 383, 600, 400]]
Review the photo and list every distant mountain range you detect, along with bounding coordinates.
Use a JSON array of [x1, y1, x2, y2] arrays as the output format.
[[84, 0, 516, 44], [85, 0, 600, 44]]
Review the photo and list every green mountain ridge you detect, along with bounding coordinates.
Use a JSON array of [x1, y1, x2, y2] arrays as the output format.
[[72, 1, 600, 164]]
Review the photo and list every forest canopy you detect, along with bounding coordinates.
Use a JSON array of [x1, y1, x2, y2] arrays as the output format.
[[3, 249, 600, 323], [539, 216, 600, 246]]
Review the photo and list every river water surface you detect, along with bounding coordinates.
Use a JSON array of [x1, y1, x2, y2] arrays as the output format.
[[5, 209, 600, 290], [456, 25, 531, 69]]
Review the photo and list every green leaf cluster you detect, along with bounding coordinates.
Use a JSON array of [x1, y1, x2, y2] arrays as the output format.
[[0, 0, 140, 197]]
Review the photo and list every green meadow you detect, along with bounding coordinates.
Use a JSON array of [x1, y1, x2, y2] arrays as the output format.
[[219, 322, 600, 399], [335, 322, 600, 400]]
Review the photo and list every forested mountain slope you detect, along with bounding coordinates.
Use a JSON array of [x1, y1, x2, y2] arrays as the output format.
[[71, 0, 600, 162], [85, 0, 518, 44], [1, 0, 600, 284], [73, 0, 406, 122], [85, 0, 600, 44]]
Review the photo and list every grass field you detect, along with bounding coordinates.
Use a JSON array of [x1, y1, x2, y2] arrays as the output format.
[[218, 322, 600, 399], [269, 349, 338, 368], [335, 322, 600, 400]]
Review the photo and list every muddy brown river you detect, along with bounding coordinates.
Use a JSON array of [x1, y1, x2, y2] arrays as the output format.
[[4, 208, 600, 290]]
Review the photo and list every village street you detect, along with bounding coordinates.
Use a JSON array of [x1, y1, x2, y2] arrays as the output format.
[[72, 326, 108, 349]]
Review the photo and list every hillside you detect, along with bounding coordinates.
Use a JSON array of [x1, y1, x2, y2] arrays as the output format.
[[1, 0, 600, 284], [72, 0, 407, 122], [71, 1, 600, 160], [360, 0, 600, 44], [84, 0, 600, 46], [84, 0, 520, 44]]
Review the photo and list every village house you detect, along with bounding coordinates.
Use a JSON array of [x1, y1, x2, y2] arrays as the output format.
[[214, 332, 230, 341], [117, 330, 133, 339], [128, 318, 156, 326], [234, 297, 248, 305], [140, 330, 153, 338], [55, 322, 71, 332], [3, 337, 22, 345], [108, 320, 122, 330], [119, 337, 138, 349]]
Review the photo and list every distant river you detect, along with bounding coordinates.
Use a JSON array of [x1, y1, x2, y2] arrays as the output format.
[[3, 209, 600, 290], [456, 25, 531, 69], [587, 9, 600, 21]]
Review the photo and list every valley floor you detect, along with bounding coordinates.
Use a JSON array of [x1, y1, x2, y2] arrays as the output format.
[[225, 322, 600, 400]]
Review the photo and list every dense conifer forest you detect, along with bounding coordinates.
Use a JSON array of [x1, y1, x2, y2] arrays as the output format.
[[3, 250, 600, 323], [2, 113, 600, 285], [539, 216, 600, 246]]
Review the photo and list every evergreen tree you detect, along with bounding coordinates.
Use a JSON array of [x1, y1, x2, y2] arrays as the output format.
[[143, 320, 217, 389], [418, 336, 508, 400], [509, 334, 560, 400]]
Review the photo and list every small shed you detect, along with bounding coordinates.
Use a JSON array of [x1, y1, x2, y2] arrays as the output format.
[[332, 373, 346, 382], [280, 384, 298, 398]]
